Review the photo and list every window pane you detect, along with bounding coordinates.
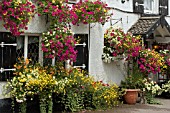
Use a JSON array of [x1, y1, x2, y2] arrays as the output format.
[[16, 36, 24, 61], [144, 0, 152, 10], [28, 36, 39, 64]]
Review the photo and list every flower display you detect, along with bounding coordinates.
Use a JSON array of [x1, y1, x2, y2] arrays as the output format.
[[0, 0, 35, 36], [70, 0, 111, 25], [102, 27, 142, 63], [92, 81, 119, 108], [56, 68, 120, 111], [138, 49, 165, 74], [42, 24, 77, 61], [162, 80, 170, 93], [160, 50, 170, 66], [5, 59, 57, 102], [142, 78, 162, 104], [4, 58, 57, 113], [4, 58, 121, 112], [36, 0, 71, 23], [142, 78, 161, 95]]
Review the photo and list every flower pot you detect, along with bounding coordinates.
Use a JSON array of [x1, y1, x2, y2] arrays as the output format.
[[123, 89, 140, 104]]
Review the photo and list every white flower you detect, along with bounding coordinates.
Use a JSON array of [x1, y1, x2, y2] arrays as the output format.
[[16, 98, 24, 103]]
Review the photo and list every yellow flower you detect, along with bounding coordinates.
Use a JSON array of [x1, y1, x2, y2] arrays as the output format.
[[19, 72, 22, 76]]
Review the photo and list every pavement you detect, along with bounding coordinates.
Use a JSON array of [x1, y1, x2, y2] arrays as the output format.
[[83, 98, 170, 113]]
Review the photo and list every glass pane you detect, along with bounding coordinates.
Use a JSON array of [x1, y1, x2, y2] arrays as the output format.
[[144, 0, 152, 10], [16, 36, 24, 61], [28, 36, 39, 64]]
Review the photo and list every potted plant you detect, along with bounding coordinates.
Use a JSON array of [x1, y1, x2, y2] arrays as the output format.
[[120, 63, 145, 104]]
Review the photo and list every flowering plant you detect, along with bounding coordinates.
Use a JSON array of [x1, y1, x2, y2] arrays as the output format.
[[161, 80, 170, 93], [0, 0, 35, 36], [142, 78, 161, 95], [159, 49, 170, 74], [142, 78, 162, 104], [70, 0, 111, 25], [92, 81, 120, 109], [5, 58, 57, 101], [42, 24, 77, 61], [102, 27, 142, 63], [138, 49, 165, 74], [4, 58, 57, 113], [36, 0, 71, 23], [160, 50, 170, 66], [56, 68, 120, 111]]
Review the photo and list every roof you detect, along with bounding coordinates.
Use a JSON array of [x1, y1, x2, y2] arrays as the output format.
[[128, 16, 170, 38]]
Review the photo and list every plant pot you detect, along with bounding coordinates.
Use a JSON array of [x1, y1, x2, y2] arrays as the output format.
[[123, 89, 140, 104]]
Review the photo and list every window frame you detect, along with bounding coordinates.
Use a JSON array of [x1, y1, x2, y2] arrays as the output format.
[[144, 0, 159, 14]]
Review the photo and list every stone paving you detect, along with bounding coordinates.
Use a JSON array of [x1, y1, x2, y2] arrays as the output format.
[[83, 98, 170, 113]]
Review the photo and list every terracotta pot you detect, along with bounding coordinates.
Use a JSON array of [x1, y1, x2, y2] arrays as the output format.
[[123, 89, 140, 104]]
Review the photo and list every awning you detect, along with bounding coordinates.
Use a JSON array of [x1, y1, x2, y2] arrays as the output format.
[[128, 16, 170, 38]]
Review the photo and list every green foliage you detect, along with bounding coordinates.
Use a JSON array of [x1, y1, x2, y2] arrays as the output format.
[[145, 92, 161, 105], [55, 68, 120, 112], [4, 59, 121, 112], [121, 62, 145, 89]]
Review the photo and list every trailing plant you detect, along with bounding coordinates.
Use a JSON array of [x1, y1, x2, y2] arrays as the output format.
[[41, 24, 77, 61], [102, 27, 142, 63], [36, 0, 71, 24], [0, 0, 36, 36], [70, 0, 112, 25]]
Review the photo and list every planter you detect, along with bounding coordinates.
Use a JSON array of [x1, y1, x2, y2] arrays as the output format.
[[123, 89, 140, 104]]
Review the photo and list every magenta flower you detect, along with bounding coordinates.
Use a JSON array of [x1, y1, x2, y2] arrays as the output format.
[[42, 25, 77, 62]]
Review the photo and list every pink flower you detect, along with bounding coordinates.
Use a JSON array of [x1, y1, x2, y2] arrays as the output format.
[[87, 11, 94, 15]]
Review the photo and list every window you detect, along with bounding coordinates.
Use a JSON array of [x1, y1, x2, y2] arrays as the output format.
[[144, 0, 154, 14], [0, 33, 41, 81]]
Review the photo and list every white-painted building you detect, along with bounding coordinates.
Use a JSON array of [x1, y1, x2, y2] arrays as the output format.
[[0, 0, 170, 107]]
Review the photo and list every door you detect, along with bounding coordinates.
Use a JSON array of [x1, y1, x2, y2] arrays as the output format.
[[0, 33, 17, 81], [73, 34, 89, 71]]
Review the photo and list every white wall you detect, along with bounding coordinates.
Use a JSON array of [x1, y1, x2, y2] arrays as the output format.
[[103, 9, 140, 33], [0, 14, 47, 33], [103, 0, 133, 12]]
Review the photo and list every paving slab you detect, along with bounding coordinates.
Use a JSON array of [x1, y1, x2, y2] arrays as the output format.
[[82, 98, 170, 113]]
